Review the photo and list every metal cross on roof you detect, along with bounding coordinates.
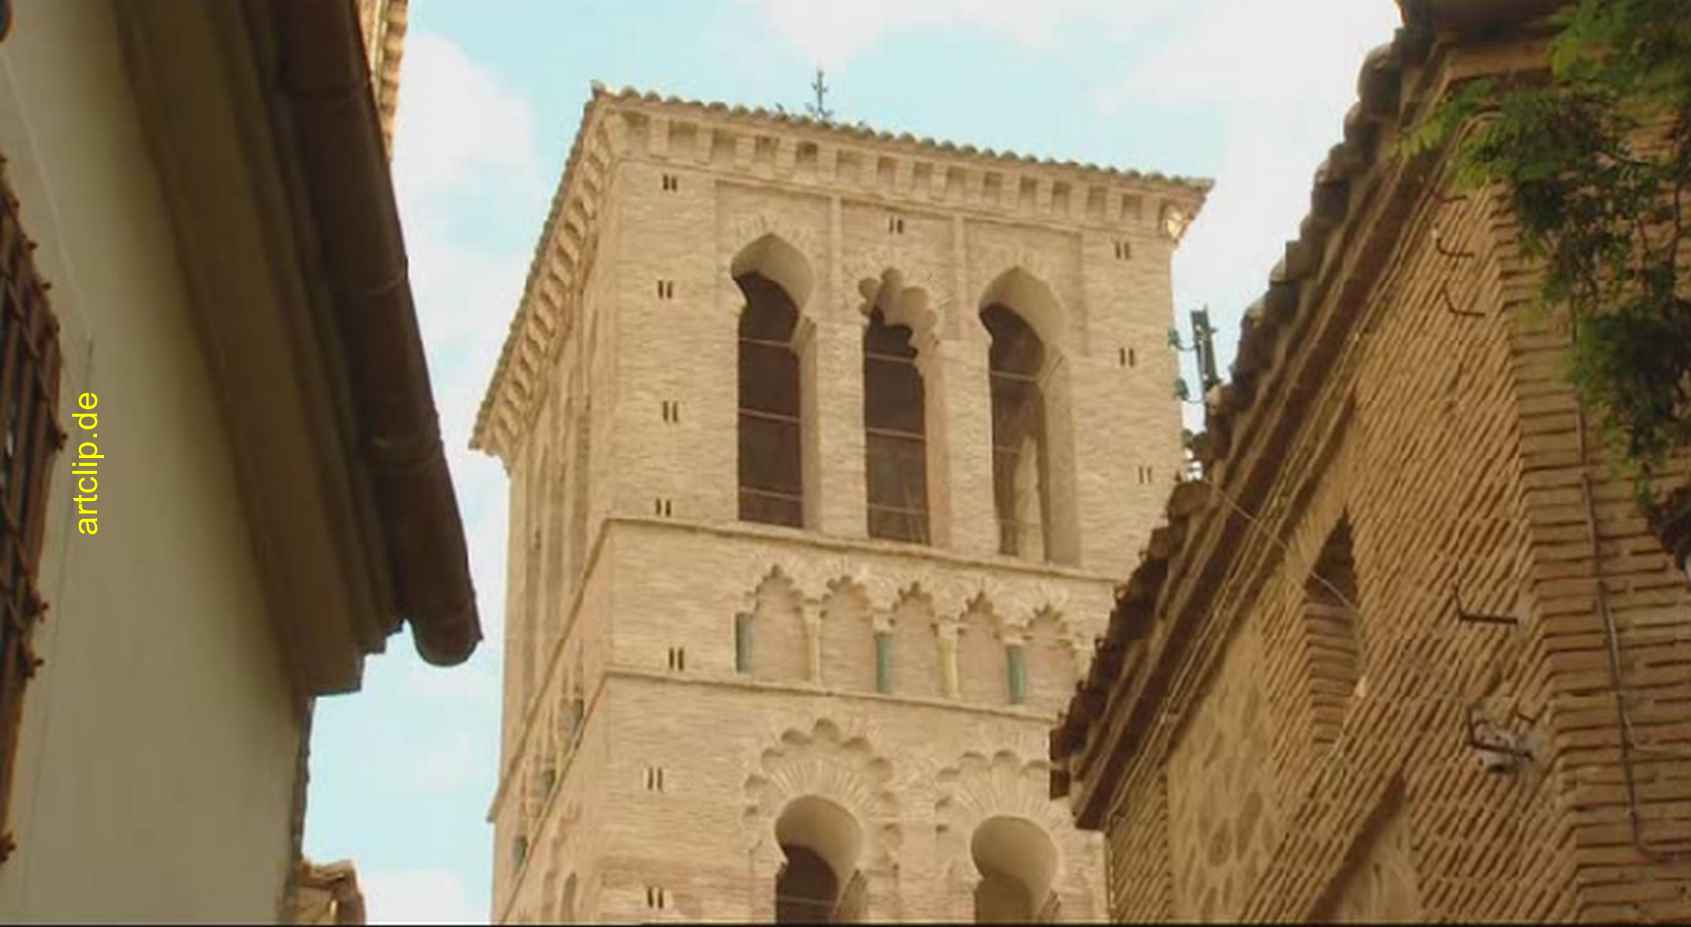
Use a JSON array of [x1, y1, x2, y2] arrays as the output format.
[[805, 67, 834, 122]]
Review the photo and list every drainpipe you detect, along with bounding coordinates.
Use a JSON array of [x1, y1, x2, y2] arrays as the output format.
[[261, 0, 481, 665]]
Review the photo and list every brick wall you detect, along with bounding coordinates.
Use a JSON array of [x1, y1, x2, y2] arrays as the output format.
[[1059, 18, 1691, 926]]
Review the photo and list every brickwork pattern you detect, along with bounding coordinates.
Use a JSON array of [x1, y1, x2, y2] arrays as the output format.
[[1055, 20, 1691, 926], [1102, 772, 1174, 919], [477, 92, 1206, 922], [1165, 620, 1283, 921]]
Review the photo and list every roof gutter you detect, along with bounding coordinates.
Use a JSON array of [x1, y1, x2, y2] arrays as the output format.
[[257, 0, 480, 665]]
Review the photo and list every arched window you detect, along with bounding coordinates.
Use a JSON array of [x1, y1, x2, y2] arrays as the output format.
[[775, 796, 865, 924], [738, 272, 805, 528], [863, 309, 929, 543], [971, 816, 1059, 923], [982, 305, 1049, 559]]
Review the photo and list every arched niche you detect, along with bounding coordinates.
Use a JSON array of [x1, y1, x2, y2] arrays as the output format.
[[743, 567, 806, 683], [819, 578, 875, 692]]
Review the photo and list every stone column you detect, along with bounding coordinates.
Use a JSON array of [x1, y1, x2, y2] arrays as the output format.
[[936, 620, 961, 699], [803, 603, 823, 683], [1002, 628, 1028, 706], [872, 612, 894, 694], [1038, 352, 1082, 566]]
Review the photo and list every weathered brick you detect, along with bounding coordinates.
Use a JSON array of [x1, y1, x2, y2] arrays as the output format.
[[1066, 16, 1691, 926]]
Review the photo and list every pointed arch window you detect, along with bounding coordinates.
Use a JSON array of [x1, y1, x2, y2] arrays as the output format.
[[982, 304, 1049, 559], [863, 309, 928, 544], [738, 272, 804, 528]]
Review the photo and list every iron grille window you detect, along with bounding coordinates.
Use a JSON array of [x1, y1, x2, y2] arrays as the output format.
[[0, 170, 65, 864]]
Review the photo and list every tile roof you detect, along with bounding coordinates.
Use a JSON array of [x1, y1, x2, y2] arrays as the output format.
[[590, 82, 1215, 192]]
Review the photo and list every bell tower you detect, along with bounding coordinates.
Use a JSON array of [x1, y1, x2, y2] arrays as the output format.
[[472, 82, 1208, 923]]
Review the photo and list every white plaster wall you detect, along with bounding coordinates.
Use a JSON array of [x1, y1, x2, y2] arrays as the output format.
[[0, 1, 300, 920]]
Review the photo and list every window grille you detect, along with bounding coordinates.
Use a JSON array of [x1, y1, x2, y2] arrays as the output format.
[[0, 170, 64, 865]]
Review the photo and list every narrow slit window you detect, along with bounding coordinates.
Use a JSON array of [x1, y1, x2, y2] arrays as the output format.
[[1306, 517, 1361, 758], [863, 309, 929, 544]]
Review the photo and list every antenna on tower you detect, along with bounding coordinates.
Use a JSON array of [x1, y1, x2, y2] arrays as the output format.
[[806, 67, 834, 122]]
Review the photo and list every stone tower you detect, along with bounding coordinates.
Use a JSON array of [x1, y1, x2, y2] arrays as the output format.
[[472, 83, 1208, 924]]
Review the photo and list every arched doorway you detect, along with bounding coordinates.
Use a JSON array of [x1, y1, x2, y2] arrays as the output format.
[[775, 796, 865, 923], [970, 815, 1059, 923]]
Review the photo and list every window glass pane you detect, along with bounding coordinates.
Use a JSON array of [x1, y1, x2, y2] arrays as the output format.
[[864, 356, 924, 435], [739, 342, 800, 417], [738, 414, 802, 494], [867, 506, 928, 544], [866, 433, 927, 508], [739, 490, 803, 528]]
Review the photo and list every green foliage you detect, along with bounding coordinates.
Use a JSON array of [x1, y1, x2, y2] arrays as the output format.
[[1404, 0, 1691, 505]]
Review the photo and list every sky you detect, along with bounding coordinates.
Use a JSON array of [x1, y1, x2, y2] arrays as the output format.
[[302, 1, 1405, 921]]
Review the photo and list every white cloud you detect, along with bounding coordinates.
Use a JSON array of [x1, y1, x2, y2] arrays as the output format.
[[361, 867, 486, 925], [748, 0, 1183, 67], [1100, 0, 1397, 112], [392, 33, 543, 202], [1117, 0, 1404, 378]]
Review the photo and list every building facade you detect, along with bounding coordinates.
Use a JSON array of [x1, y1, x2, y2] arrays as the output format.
[[0, 1, 477, 921], [1052, 1, 1691, 922], [473, 86, 1207, 922]]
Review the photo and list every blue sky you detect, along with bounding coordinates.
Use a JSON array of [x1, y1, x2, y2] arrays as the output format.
[[302, 1, 1403, 921]]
